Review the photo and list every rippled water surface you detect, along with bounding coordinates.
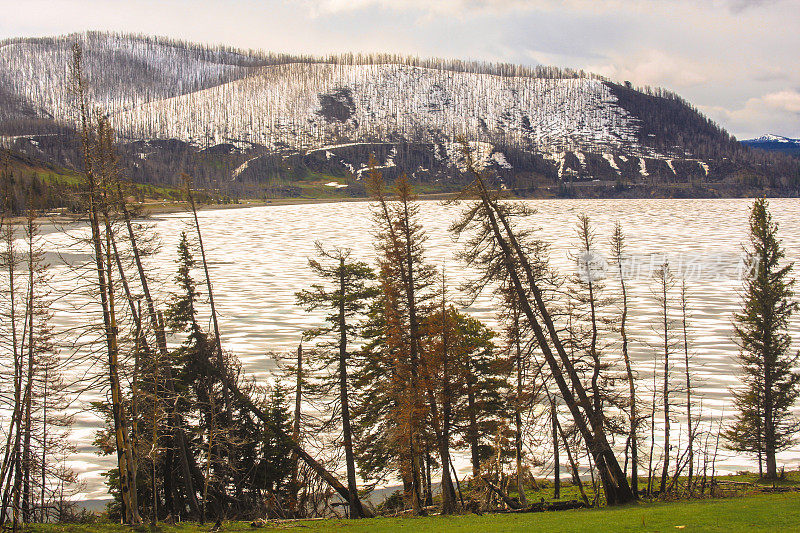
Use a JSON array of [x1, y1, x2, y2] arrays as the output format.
[[41, 198, 800, 498]]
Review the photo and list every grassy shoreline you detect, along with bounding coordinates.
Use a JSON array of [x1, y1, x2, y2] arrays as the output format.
[[24, 491, 800, 532], [139, 191, 464, 215]]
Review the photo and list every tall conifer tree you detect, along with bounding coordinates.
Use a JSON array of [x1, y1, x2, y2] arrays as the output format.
[[726, 198, 800, 479]]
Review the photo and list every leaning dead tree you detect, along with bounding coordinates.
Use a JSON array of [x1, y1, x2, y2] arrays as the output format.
[[451, 140, 635, 505]]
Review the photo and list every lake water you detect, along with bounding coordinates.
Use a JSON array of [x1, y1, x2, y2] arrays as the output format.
[[37, 198, 800, 499]]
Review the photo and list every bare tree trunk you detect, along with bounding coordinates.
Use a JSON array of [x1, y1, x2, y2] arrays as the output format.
[[424, 454, 433, 507], [552, 398, 560, 499], [201, 399, 214, 524], [429, 274, 457, 514], [681, 282, 694, 492], [756, 384, 763, 479], [104, 221, 141, 523], [764, 363, 777, 479], [40, 366, 48, 523], [337, 257, 363, 519], [466, 366, 481, 479], [612, 223, 637, 497], [648, 351, 657, 496], [22, 218, 35, 523], [513, 299, 528, 505], [150, 338, 160, 527], [289, 343, 303, 514], [185, 177, 231, 414], [577, 216, 603, 430], [0, 223, 24, 526], [558, 416, 589, 506], [659, 264, 671, 494]]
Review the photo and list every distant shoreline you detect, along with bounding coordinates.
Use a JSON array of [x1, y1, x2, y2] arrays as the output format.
[[4, 193, 461, 225], [5, 190, 798, 226], [142, 191, 464, 215]]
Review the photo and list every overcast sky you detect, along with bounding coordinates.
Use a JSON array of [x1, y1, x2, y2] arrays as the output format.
[[1, 0, 798, 139]]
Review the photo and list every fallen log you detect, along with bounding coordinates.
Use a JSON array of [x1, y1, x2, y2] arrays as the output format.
[[482, 478, 588, 514], [220, 372, 373, 518], [759, 486, 799, 493], [482, 477, 523, 510], [542, 500, 589, 511], [505, 500, 588, 513]]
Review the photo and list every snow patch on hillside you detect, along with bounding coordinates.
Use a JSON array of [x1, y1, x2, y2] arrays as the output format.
[[232, 156, 259, 180], [491, 152, 512, 169], [575, 151, 586, 170], [445, 141, 496, 171], [603, 153, 620, 173]]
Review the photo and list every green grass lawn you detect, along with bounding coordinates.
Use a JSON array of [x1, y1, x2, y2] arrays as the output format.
[[26, 491, 800, 533]]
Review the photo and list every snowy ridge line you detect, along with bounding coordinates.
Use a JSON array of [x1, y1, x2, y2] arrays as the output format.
[[748, 134, 800, 144]]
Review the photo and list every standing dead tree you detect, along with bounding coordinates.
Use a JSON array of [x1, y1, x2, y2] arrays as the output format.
[[652, 261, 676, 494], [0, 211, 24, 528], [610, 222, 639, 497], [69, 43, 140, 525], [366, 166, 456, 515]]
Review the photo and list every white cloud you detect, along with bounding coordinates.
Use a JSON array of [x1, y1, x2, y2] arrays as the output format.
[[760, 90, 800, 114], [303, 0, 784, 15], [702, 89, 800, 138], [586, 49, 714, 88]]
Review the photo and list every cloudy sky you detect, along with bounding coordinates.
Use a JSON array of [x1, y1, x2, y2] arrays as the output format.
[[1, 0, 798, 138]]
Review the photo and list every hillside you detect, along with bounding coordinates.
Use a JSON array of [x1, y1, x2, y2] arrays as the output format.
[[1, 32, 798, 204]]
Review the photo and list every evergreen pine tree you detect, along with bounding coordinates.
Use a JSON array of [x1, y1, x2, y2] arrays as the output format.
[[165, 232, 201, 335], [725, 198, 800, 479], [296, 244, 376, 518]]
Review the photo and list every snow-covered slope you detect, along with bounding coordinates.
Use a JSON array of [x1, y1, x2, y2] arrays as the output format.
[[0, 32, 256, 122], [115, 62, 639, 154], [0, 34, 640, 156]]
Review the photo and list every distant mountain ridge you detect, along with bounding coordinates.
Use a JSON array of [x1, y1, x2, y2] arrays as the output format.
[[742, 135, 800, 159], [0, 32, 798, 201], [748, 134, 800, 144]]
